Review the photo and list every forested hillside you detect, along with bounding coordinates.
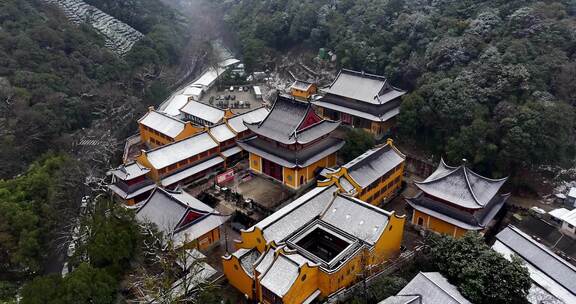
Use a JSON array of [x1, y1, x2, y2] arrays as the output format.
[[0, 0, 198, 301], [218, 0, 576, 176], [0, 0, 190, 178]]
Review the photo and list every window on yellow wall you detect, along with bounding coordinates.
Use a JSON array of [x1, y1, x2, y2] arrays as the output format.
[[287, 175, 293, 181], [252, 160, 257, 166], [417, 217, 424, 226]]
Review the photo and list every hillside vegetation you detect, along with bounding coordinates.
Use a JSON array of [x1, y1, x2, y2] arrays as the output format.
[[219, 0, 576, 177], [0, 0, 190, 178]]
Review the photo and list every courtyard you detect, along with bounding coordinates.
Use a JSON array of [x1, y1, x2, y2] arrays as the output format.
[[201, 85, 267, 114]]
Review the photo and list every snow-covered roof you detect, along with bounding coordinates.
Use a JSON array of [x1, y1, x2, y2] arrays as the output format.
[[493, 225, 576, 303], [260, 255, 300, 297], [220, 58, 240, 67], [182, 86, 204, 98], [144, 132, 218, 169], [138, 110, 187, 138], [321, 196, 390, 245], [386, 272, 471, 304], [557, 208, 576, 227], [255, 186, 338, 243], [344, 141, 405, 188], [245, 95, 340, 145], [136, 188, 194, 235], [378, 295, 420, 304], [109, 162, 150, 180], [255, 248, 276, 277], [235, 248, 260, 278], [253, 86, 262, 96], [162, 94, 191, 117], [415, 159, 507, 209], [209, 123, 236, 142], [180, 100, 225, 124], [108, 183, 155, 200], [227, 107, 270, 133], [291, 80, 314, 91], [322, 69, 405, 105], [136, 187, 228, 248], [569, 187, 576, 199], [173, 213, 229, 245], [549, 208, 570, 221]]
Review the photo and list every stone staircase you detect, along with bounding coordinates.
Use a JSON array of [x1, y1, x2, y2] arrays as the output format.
[[42, 0, 144, 56]]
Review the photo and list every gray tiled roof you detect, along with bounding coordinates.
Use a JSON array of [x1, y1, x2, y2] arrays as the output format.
[[226, 107, 269, 133], [258, 186, 338, 243], [495, 226, 576, 295], [344, 143, 405, 188], [255, 248, 276, 276], [245, 95, 340, 144], [321, 196, 390, 245], [378, 295, 420, 304], [312, 99, 400, 122], [136, 188, 226, 247], [209, 123, 236, 142], [108, 183, 155, 200], [322, 69, 406, 105], [260, 255, 300, 297], [237, 136, 344, 168], [109, 162, 150, 180], [407, 190, 508, 230], [415, 159, 507, 209], [237, 248, 260, 278], [396, 272, 471, 304], [136, 188, 190, 235]]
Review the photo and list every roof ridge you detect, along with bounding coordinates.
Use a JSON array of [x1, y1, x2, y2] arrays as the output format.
[[255, 94, 280, 128], [420, 272, 466, 304], [229, 105, 267, 119], [462, 166, 483, 208], [466, 167, 509, 183], [180, 99, 225, 114], [505, 225, 576, 272], [413, 160, 460, 185], [139, 109, 186, 125], [345, 195, 394, 217], [136, 186, 160, 212]]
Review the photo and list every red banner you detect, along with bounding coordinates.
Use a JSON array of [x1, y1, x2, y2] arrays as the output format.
[[216, 169, 235, 185]]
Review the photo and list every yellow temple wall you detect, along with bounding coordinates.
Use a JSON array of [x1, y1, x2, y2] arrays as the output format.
[[412, 210, 467, 238], [249, 153, 262, 173]]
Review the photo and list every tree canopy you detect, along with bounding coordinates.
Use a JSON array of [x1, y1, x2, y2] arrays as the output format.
[[217, 0, 576, 176], [425, 233, 532, 304], [341, 128, 375, 162], [0, 0, 187, 177]]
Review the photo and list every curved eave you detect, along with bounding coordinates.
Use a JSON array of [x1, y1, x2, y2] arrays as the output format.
[[292, 120, 342, 145], [407, 199, 483, 230]]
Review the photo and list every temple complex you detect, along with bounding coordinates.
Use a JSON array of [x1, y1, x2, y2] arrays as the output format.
[[222, 185, 405, 303]]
